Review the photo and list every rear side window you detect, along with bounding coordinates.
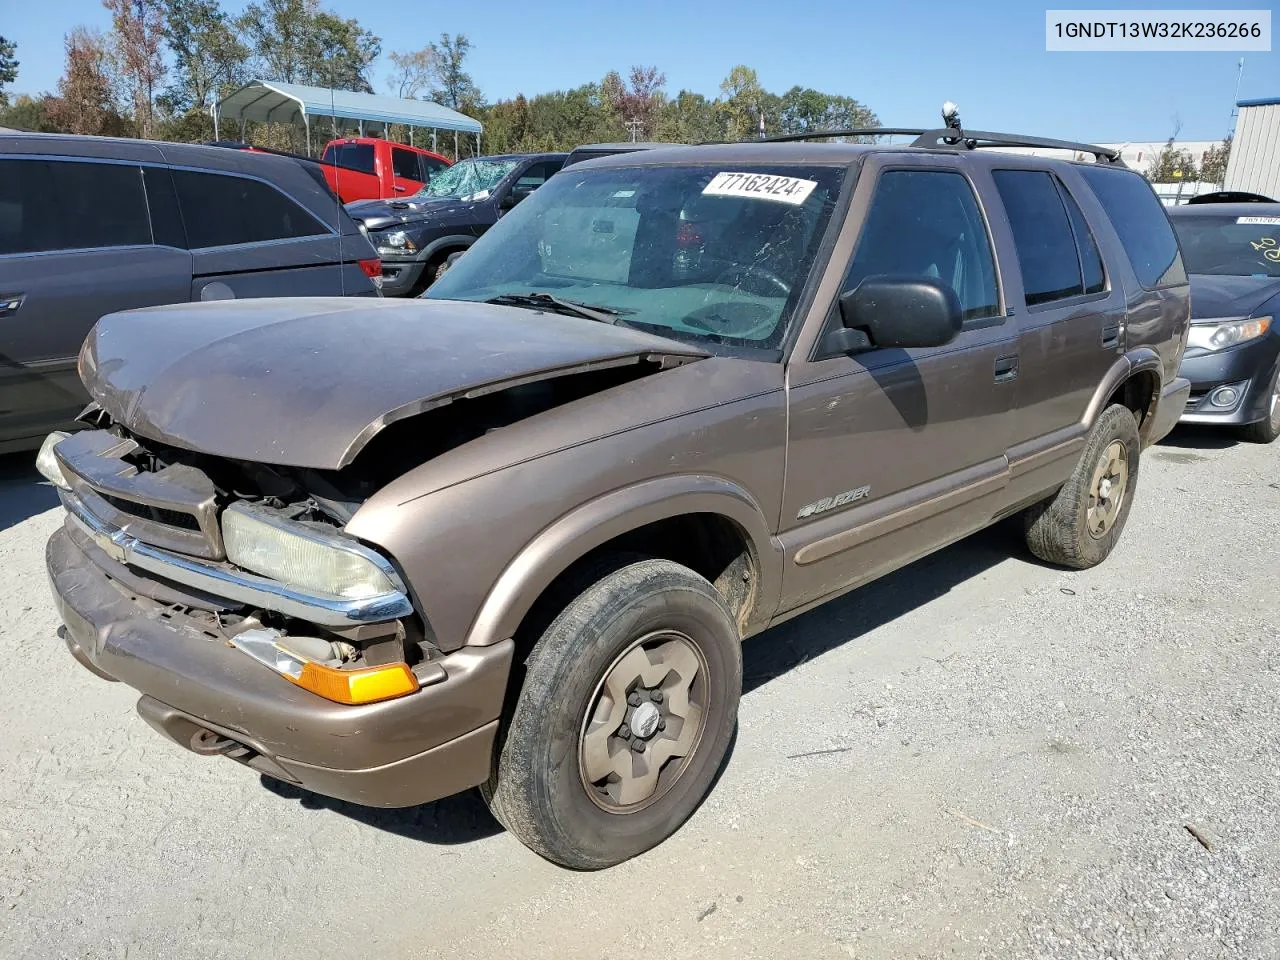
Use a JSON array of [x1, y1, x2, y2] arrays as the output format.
[[1080, 166, 1186, 288], [325, 142, 375, 174], [171, 170, 329, 248], [1056, 181, 1106, 295], [846, 169, 1000, 321], [992, 170, 1083, 306], [142, 167, 187, 248], [391, 148, 420, 180], [0, 158, 151, 255]]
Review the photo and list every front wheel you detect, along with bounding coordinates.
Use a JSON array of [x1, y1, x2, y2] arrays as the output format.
[[483, 558, 742, 870], [1023, 403, 1141, 569]]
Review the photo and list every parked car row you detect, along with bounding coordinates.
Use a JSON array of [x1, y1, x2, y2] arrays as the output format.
[[4, 120, 1277, 872]]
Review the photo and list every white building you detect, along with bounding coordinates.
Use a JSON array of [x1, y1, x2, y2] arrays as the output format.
[[1223, 97, 1280, 199]]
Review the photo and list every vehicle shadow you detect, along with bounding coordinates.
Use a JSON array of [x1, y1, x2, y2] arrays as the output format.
[[1156, 424, 1239, 450], [0, 452, 59, 532], [259, 776, 505, 844], [261, 521, 1026, 848]]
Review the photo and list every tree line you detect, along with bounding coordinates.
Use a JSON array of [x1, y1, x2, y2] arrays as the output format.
[[0, 1, 877, 157]]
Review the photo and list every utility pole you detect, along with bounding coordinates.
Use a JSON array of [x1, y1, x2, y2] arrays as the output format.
[[624, 119, 643, 143], [1229, 57, 1245, 136]]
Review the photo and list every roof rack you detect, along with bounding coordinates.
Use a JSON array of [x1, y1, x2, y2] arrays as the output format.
[[758, 126, 1121, 164]]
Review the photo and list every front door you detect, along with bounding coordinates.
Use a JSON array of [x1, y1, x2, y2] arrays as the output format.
[[778, 156, 1019, 613]]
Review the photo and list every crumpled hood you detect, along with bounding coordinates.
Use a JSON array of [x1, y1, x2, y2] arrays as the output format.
[[1188, 274, 1280, 320], [80, 297, 707, 470], [345, 197, 477, 231]]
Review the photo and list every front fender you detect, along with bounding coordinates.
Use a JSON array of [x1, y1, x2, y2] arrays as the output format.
[[418, 234, 475, 262], [464, 475, 784, 648]]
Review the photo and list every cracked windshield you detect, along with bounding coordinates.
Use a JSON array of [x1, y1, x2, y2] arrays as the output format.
[[427, 165, 845, 350], [414, 157, 518, 200]]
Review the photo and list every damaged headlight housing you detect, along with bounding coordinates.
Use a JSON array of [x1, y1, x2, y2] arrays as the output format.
[[35, 431, 72, 490], [222, 502, 402, 600], [375, 229, 417, 257], [1187, 316, 1272, 352]]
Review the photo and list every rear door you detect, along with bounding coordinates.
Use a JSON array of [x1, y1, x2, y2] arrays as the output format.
[[987, 165, 1128, 496], [170, 167, 371, 298], [0, 156, 191, 448]]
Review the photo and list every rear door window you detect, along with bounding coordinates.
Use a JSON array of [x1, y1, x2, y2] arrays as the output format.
[[391, 148, 420, 180], [1080, 165, 1186, 288], [171, 170, 329, 248], [0, 158, 151, 255], [327, 142, 376, 174], [419, 155, 450, 181], [992, 169, 1083, 306]]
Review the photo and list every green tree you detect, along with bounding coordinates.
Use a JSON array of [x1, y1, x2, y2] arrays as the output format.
[[1145, 143, 1198, 182], [1198, 136, 1231, 185], [0, 94, 61, 132], [239, 0, 380, 92], [718, 65, 763, 141], [160, 0, 248, 113], [776, 86, 878, 138], [427, 33, 481, 111], [656, 90, 722, 144], [0, 36, 18, 106]]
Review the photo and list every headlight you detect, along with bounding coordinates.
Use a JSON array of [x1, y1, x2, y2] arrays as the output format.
[[1187, 316, 1271, 352], [222, 502, 402, 600], [375, 229, 416, 257], [35, 431, 72, 490]]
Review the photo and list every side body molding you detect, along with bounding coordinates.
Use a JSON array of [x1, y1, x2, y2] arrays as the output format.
[[463, 475, 784, 648]]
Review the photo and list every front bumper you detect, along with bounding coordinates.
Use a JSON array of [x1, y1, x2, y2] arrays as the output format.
[[378, 257, 426, 297], [1178, 335, 1280, 426], [48, 523, 512, 808]]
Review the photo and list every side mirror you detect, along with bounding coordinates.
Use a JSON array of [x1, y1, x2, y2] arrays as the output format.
[[501, 184, 534, 209], [833, 276, 964, 352]]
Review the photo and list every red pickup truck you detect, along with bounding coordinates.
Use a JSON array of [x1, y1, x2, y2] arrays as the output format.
[[318, 138, 453, 203]]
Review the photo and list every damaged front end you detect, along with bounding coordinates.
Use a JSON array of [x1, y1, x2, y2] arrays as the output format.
[[40, 425, 431, 702]]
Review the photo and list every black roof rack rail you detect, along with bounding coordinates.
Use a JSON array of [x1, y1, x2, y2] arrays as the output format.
[[753, 125, 1121, 164], [760, 127, 926, 143]]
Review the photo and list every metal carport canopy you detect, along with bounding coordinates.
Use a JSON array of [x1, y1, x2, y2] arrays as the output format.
[[215, 80, 483, 135]]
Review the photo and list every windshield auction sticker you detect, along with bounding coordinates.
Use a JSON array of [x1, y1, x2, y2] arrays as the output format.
[[1238, 216, 1280, 224], [1046, 10, 1270, 50], [703, 172, 818, 205]]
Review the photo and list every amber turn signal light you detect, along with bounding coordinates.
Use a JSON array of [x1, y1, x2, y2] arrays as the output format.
[[292, 660, 420, 705]]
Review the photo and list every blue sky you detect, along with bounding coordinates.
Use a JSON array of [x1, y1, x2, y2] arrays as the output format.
[[3, 0, 1275, 142]]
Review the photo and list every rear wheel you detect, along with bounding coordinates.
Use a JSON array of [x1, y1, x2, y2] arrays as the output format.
[[1239, 365, 1280, 444], [482, 558, 741, 870], [1023, 403, 1141, 569]]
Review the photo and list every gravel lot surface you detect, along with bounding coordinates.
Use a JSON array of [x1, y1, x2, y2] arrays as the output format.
[[1, 428, 1277, 960]]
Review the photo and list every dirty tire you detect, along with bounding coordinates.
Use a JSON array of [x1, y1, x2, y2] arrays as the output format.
[[1023, 403, 1141, 569], [1239, 364, 1280, 444], [482, 558, 741, 870]]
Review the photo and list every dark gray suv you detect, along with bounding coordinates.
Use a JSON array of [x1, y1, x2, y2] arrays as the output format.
[[0, 133, 380, 453]]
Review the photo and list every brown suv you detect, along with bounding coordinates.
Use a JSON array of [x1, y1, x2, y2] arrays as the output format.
[[41, 124, 1191, 870]]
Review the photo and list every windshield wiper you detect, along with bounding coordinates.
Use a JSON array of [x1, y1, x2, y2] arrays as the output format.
[[485, 292, 630, 326]]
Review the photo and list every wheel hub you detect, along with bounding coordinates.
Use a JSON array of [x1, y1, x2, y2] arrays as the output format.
[[1086, 439, 1129, 539], [630, 701, 661, 739]]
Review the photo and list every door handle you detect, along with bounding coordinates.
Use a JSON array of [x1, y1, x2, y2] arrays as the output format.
[[994, 354, 1019, 383], [1101, 322, 1121, 349], [0, 294, 24, 317], [393, 185, 407, 192]]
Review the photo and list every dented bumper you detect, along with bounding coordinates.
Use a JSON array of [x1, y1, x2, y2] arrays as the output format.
[[47, 522, 511, 808]]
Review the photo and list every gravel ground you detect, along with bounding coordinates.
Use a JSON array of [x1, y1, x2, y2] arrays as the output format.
[[1, 427, 1277, 960]]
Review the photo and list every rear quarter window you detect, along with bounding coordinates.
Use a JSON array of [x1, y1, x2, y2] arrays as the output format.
[[1079, 166, 1186, 289], [0, 157, 151, 255]]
